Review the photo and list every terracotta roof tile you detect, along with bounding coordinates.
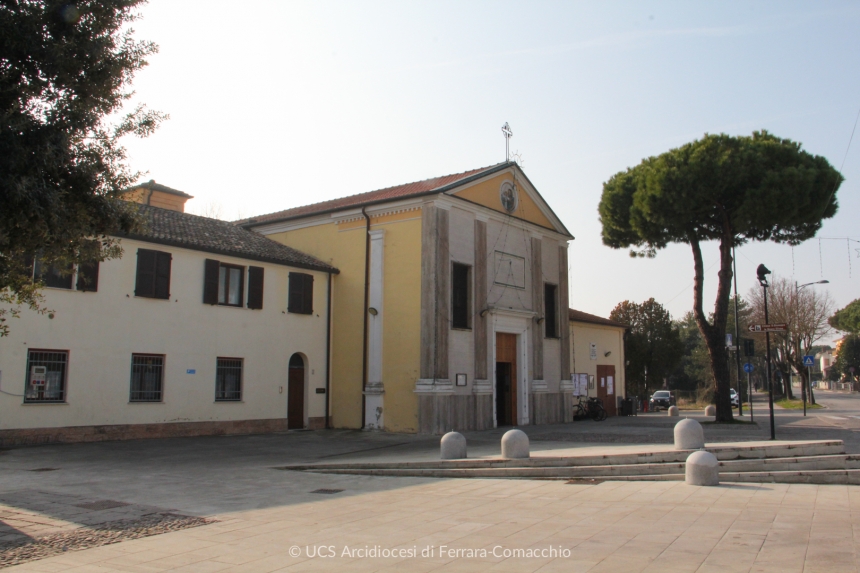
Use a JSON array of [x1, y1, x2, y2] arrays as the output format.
[[123, 204, 338, 273], [569, 308, 628, 328], [240, 163, 509, 226]]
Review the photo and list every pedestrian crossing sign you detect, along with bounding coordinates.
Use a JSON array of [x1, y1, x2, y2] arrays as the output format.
[[802, 355, 815, 367]]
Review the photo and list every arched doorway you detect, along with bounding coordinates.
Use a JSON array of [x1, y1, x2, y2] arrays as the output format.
[[288, 354, 305, 429]]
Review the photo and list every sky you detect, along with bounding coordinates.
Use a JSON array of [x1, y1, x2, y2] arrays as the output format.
[[122, 1, 860, 343]]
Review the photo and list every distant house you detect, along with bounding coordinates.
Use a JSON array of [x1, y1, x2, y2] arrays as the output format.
[[568, 309, 627, 416], [0, 184, 338, 447], [242, 162, 575, 433]]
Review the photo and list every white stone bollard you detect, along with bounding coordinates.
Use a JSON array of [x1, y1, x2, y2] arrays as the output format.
[[685, 450, 720, 486], [674, 418, 705, 450], [667, 405, 679, 416], [704, 405, 716, 416], [440, 431, 467, 460], [501, 429, 530, 459]]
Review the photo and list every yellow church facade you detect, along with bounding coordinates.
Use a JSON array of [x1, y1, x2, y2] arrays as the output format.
[[243, 162, 575, 433]]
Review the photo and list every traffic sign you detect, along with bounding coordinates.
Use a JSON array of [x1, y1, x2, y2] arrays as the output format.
[[743, 363, 754, 373], [802, 355, 815, 367], [747, 323, 788, 333]]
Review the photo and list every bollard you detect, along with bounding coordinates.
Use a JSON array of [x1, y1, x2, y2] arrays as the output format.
[[704, 404, 716, 416], [685, 450, 719, 486], [501, 429, 529, 459], [674, 418, 705, 450], [440, 431, 467, 459], [667, 405, 679, 417]]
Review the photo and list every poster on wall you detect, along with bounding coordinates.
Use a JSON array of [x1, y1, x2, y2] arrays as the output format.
[[607, 376, 614, 395], [589, 343, 597, 360], [579, 373, 588, 395], [571, 374, 580, 396]]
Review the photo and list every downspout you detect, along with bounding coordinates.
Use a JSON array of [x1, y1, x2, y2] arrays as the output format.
[[325, 272, 332, 429], [361, 207, 371, 429]]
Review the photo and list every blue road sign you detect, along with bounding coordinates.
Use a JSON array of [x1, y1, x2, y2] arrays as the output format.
[[802, 355, 815, 367], [743, 363, 754, 374]]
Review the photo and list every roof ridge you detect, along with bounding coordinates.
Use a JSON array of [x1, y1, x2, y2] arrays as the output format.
[[238, 162, 509, 225]]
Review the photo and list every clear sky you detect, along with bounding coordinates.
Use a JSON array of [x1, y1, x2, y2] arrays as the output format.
[[123, 1, 860, 341]]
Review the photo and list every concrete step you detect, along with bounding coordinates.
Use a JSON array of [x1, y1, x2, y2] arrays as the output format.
[[290, 453, 860, 480], [279, 440, 844, 474], [577, 469, 860, 485]]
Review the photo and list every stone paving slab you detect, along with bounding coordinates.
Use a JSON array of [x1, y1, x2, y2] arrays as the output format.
[[2, 479, 858, 572]]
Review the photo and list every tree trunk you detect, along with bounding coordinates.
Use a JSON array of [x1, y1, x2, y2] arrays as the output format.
[[809, 380, 816, 405], [689, 233, 734, 422]]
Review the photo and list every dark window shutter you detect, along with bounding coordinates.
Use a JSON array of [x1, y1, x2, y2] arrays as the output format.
[[154, 251, 172, 299], [135, 249, 156, 297], [289, 272, 313, 314], [247, 266, 264, 309], [302, 274, 313, 314], [544, 283, 558, 338], [76, 261, 100, 292], [203, 259, 220, 304], [452, 263, 470, 329]]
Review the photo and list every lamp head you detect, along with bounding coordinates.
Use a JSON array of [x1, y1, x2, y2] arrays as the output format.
[[756, 264, 771, 286]]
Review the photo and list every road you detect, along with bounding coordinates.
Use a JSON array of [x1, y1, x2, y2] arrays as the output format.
[[763, 388, 860, 453]]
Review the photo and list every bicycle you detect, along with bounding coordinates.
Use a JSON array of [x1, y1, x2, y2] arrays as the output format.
[[573, 396, 607, 421]]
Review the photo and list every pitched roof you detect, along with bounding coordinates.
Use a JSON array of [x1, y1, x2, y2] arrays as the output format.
[[239, 162, 510, 227], [129, 180, 194, 199], [569, 308, 628, 329], [123, 204, 338, 273]]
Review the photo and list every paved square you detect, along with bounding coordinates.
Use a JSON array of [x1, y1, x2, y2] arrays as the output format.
[[4, 478, 860, 572]]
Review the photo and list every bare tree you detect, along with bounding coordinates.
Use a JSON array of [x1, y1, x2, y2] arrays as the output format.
[[747, 276, 834, 403]]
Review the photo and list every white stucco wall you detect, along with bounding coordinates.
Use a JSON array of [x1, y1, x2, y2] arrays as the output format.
[[570, 320, 626, 399], [0, 238, 331, 430]]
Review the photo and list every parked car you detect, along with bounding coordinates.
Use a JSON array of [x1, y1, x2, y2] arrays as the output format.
[[730, 388, 739, 408], [649, 390, 675, 411]]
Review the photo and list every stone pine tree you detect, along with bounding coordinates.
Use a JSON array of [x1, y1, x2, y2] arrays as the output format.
[[598, 131, 843, 421], [830, 299, 860, 334], [0, 0, 165, 335]]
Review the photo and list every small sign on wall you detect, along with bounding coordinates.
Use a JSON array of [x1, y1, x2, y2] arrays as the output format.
[[590, 343, 597, 360], [588, 375, 595, 390], [186, 369, 196, 374], [456, 373, 467, 387], [607, 376, 614, 395]]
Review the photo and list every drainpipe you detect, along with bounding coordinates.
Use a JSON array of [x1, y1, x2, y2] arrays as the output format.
[[325, 272, 332, 429], [361, 207, 371, 429]]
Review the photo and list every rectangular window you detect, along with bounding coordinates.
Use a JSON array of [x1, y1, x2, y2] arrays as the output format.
[[24, 350, 68, 403], [218, 264, 244, 306], [34, 260, 74, 289], [288, 272, 313, 314], [452, 263, 471, 329], [135, 249, 171, 299], [215, 358, 243, 401], [75, 260, 100, 292], [544, 283, 558, 338], [130, 354, 164, 402]]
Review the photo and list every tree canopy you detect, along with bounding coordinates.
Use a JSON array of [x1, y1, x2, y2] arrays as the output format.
[[598, 131, 843, 421], [610, 298, 683, 398], [0, 0, 164, 335], [830, 299, 860, 334]]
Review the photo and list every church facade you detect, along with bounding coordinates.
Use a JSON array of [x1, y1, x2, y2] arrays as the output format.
[[243, 162, 577, 433]]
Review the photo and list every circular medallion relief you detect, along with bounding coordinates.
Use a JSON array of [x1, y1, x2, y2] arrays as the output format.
[[499, 181, 518, 213]]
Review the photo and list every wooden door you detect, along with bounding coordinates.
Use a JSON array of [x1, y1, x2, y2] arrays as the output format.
[[596, 364, 617, 416], [495, 333, 518, 426], [288, 354, 305, 429]]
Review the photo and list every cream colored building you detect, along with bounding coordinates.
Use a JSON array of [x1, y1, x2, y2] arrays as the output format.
[[0, 185, 338, 446], [569, 309, 627, 416], [244, 162, 577, 433]]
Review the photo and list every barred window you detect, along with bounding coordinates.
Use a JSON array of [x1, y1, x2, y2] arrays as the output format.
[[24, 350, 67, 403], [215, 358, 242, 401], [130, 354, 164, 402]]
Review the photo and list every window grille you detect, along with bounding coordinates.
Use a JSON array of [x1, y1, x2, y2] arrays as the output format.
[[25, 350, 67, 402], [216, 358, 242, 401], [130, 354, 164, 402]]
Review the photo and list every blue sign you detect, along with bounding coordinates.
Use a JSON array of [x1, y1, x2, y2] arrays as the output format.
[[743, 363, 754, 374], [802, 355, 815, 367], [186, 369, 196, 374]]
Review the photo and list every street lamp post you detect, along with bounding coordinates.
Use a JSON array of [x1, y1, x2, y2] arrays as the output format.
[[757, 264, 775, 440], [795, 280, 829, 417]]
